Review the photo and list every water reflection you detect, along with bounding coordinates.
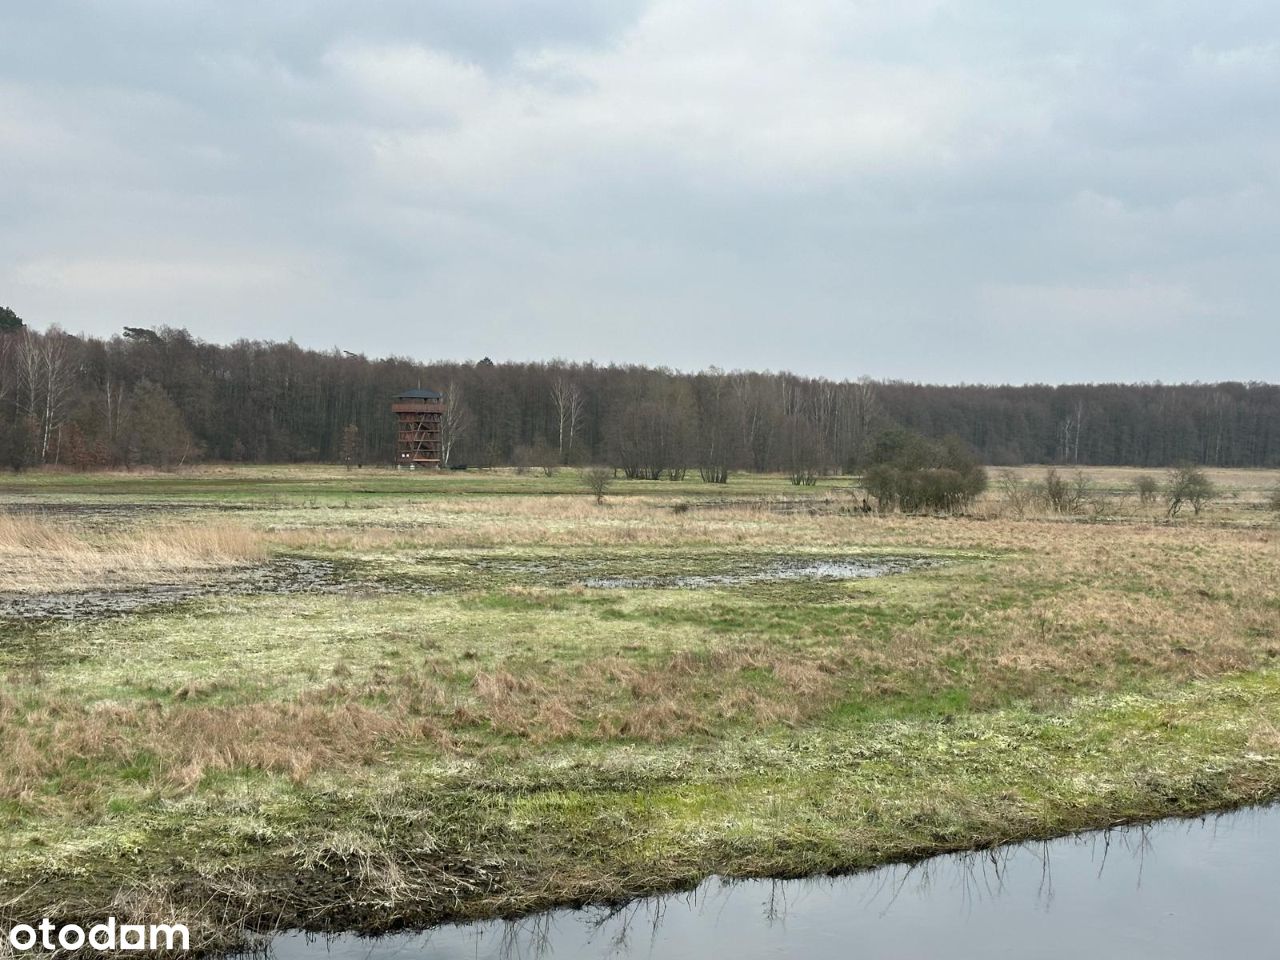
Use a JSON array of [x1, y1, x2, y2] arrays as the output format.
[[269, 807, 1280, 959]]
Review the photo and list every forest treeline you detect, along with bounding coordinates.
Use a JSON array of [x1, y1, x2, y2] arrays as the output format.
[[1, 317, 1278, 473]]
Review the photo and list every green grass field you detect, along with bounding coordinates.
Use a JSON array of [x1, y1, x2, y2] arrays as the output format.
[[1, 465, 1279, 953]]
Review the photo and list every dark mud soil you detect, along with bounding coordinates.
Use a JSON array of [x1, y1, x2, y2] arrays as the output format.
[[0, 558, 356, 621]]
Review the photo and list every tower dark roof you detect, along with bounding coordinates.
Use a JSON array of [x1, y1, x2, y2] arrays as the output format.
[[395, 388, 443, 400]]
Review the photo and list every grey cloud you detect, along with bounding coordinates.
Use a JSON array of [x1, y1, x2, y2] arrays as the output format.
[[1, 1, 1277, 382]]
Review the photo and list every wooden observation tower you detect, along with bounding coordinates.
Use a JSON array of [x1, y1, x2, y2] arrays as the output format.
[[392, 389, 444, 468]]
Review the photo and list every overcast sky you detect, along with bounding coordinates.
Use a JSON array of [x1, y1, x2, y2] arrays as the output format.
[[2, 1, 1277, 383]]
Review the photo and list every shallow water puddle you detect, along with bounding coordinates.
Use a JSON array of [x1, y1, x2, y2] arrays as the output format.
[[461, 553, 939, 590], [265, 806, 1280, 959], [580, 555, 937, 589]]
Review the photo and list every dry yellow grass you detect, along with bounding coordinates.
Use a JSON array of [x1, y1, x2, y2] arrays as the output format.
[[2, 512, 1273, 798], [0, 691, 443, 804], [266, 494, 1272, 557], [0, 514, 266, 593]]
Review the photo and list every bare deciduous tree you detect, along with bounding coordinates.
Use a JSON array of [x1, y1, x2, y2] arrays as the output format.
[[1056, 398, 1085, 464], [696, 367, 734, 484], [441, 380, 469, 467], [338, 423, 360, 469], [551, 376, 585, 463], [610, 377, 694, 480], [0, 333, 12, 406], [784, 414, 826, 486], [1166, 464, 1215, 517], [15, 327, 77, 463]]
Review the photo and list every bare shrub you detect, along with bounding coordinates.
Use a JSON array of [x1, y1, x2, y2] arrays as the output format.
[[1041, 468, 1067, 512], [1042, 468, 1090, 515], [1166, 464, 1215, 517], [1088, 490, 1128, 518], [1134, 474, 1160, 504], [581, 466, 613, 504], [998, 470, 1035, 517]]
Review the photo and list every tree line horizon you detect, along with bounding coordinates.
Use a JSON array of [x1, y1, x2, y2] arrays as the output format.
[[1, 314, 1278, 473]]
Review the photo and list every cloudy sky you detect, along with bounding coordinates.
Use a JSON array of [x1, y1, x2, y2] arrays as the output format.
[[2, 1, 1277, 383]]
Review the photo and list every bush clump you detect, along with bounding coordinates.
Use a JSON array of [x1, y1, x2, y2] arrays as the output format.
[[863, 430, 987, 514]]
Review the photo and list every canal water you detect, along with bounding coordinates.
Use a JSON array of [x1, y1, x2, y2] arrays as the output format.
[[268, 806, 1279, 959]]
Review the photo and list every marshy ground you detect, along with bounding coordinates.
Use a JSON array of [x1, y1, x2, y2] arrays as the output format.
[[0, 465, 1278, 954]]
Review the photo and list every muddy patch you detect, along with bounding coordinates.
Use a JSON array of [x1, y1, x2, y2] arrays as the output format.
[[0, 552, 940, 621], [0, 558, 358, 621]]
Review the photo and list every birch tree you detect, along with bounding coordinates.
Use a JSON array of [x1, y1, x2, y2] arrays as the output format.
[[551, 376, 585, 462], [16, 327, 77, 463], [441, 380, 469, 466]]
